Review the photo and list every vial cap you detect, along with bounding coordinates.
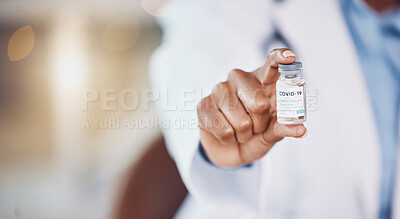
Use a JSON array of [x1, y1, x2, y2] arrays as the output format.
[[278, 62, 302, 75]]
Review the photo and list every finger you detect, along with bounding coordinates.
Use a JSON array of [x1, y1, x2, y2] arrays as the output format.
[[229, 70, 271, 133], [197, 96, 237, 145], [211, 82, 253, 143], [255, 48, 296, 85], [200, 128, 243, 167]]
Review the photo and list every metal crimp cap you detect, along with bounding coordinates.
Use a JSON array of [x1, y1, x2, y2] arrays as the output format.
[[278, 62, 303, 75]]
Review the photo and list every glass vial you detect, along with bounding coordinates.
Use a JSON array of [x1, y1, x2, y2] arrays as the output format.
[[276, 62, 307, 124]]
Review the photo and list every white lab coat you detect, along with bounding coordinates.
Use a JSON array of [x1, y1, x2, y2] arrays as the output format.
[[149, 0, 400, 218]]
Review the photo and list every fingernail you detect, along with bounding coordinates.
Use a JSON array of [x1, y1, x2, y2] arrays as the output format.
[[282, 50, 296, 58]]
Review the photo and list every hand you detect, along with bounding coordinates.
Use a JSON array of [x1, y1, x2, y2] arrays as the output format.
[[197, 48, 307, 168]]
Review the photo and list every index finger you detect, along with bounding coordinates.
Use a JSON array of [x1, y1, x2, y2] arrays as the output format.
[[254, 48, 296, 85]]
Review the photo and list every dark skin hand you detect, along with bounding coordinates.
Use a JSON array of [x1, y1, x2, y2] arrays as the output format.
[[197, 49, 306, 168], [197, 1, 399, 168]]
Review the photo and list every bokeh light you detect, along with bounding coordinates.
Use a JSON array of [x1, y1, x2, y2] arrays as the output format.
[[0, 0, 163, 218], [8, 25, 35, 61]]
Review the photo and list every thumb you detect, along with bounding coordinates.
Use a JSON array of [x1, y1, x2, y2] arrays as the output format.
[[255, 48, 296, 85], [262, 118, 307, 144], [239, 117, 306, 163]]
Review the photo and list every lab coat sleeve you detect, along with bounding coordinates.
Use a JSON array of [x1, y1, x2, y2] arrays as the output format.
[[149, 0, 273, 217]]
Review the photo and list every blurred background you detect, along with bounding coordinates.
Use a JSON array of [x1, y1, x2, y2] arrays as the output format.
[[0, 0, 185, 218]]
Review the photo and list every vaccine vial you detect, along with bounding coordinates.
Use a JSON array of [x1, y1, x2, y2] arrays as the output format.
[[276, 62, 307, 124]]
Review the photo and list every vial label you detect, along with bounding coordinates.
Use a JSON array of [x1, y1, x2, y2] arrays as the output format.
[[276, 86, 305, 118]]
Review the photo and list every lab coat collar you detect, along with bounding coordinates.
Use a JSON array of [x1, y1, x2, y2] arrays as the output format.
[[270, 0, 381, 216]]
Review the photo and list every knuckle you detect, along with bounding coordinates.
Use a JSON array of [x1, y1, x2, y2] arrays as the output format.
[[228, 69, 246, 80], [249, 100, 269, 114], [228, 69, 240, 77], [213, 81, 230, 95], [236, 119, 252, 132], [218, 127, 235, 140], [266, 48, 288, 65], [269, 48, 285, 56], [267, 48, 279, 58]]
